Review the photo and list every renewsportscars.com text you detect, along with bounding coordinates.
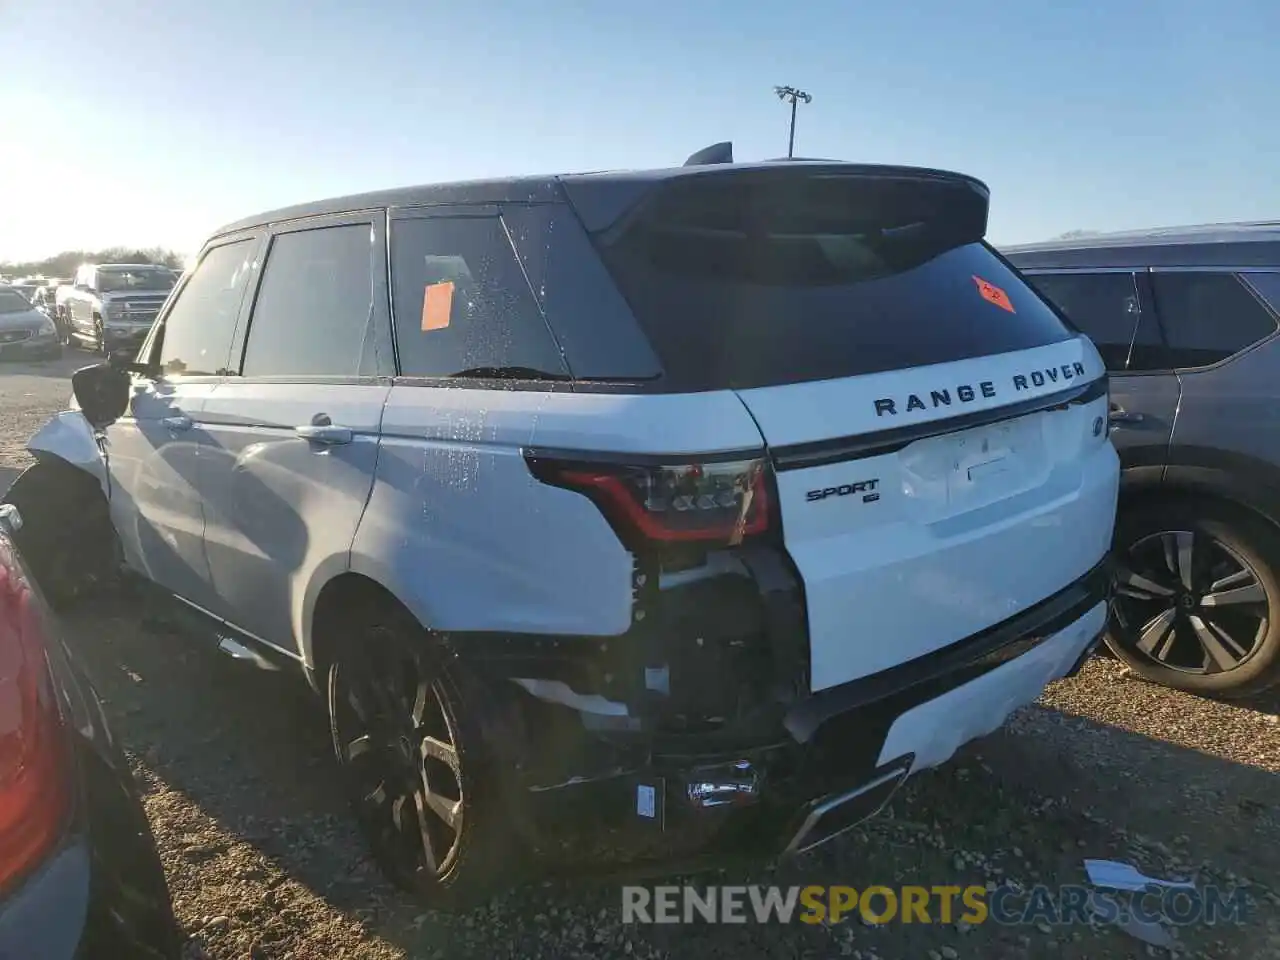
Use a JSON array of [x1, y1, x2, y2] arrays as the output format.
[[621, 884, 1249, 927]]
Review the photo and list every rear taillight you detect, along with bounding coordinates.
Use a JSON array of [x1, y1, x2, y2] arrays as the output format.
[[0, 526, 71, 892], [526, 453, 773, 548]]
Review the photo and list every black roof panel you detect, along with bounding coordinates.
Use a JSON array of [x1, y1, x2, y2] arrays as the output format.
[[211, 160, 990, 241], [211, 176, 565, 238]]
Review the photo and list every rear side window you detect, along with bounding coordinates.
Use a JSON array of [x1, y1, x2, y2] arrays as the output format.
[[1242, 273, 1280, 314], [1024, 272, 1140, 371], [157, 239, 254, 377], [591, 172, 1074, 391], [390, 216, 568, 379], [1150, 272, 1278, 368], [241, 224, 380, 377]]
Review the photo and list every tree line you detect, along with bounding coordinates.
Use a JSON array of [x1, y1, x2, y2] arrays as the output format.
[[1, 246, 185, 279]]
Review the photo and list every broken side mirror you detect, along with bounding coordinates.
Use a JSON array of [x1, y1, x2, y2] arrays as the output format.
[[72, 362, 130, 430]]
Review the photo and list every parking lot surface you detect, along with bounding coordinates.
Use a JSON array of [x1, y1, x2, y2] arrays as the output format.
[[2, 355, 1277, 959]]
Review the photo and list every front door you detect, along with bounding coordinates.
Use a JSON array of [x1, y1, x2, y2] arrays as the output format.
[[106, 236, 262, 611], [1024, 269, 1180, 474], [105, 378, 219, 607]]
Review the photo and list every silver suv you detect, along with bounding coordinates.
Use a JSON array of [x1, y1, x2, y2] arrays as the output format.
[[1007, 223, 1280, 698], [7, 154, 1118, 906], [63, 263, 178, 355]]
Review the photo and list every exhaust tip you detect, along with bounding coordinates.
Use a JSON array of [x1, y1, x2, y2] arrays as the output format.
[[782, 758, 913, 856]]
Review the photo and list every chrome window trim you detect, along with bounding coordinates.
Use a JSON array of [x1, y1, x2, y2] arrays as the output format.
[[1149, 265, 1280, 274], [1019, 266, 1140, 275]]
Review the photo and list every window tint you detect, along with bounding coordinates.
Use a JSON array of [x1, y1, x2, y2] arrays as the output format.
[[389, 216, 567, 379], [157, 240, 254, 377], [1124, 285, 1168, 373], [592, 172, 1072, 391], [242, 224, 380, 377], [1150, 272, 1278, 369], [1242, 273, 1280, 314], [0, 291, 31, 313], [1024, 272, 1140, 371]]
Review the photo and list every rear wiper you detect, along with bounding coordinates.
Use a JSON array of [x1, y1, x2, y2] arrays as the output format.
[[449, 365, 571, 381]]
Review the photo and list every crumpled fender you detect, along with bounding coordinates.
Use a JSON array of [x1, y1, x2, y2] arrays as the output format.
[[25, 410, 108, 494]]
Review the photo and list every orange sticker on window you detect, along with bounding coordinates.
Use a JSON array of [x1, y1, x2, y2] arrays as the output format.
[[421, 280, 455, 331], [973, 275, 1015, 313]]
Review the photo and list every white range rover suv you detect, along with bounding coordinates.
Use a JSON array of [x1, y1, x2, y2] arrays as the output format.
[[5, 150, 1118, 908]]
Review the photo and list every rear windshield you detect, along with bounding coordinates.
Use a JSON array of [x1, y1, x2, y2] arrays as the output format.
[[592, 172, 1074, 391]]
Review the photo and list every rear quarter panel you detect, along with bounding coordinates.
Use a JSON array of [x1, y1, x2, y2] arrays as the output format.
[[349, 384, 765, 640]]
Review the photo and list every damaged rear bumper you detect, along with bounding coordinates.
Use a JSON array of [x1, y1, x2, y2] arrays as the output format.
[[453, 554, 1111, 872]]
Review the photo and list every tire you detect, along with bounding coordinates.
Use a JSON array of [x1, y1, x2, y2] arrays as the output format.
[[92, 316, 107, 356], [1, 461, 119, 611], [326, 610, 509, 909], [1106, 497, 1280, 698]]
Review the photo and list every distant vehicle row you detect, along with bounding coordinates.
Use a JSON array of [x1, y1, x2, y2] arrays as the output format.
[[0, 284, 61, 360], [0, 265, 179, 358]]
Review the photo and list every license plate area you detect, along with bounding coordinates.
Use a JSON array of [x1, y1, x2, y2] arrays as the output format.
[[898, 413, 1047, 522]]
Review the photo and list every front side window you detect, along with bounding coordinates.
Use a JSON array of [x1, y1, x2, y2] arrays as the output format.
[[1024, 272, 1141, 371], [1149, 271, 1279, 369], [156, 240, 255, 377], [240, 224, 380, 378], [389, 216, 567, 379]]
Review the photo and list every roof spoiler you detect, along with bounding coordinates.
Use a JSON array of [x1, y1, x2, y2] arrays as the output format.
[[683, 142, 734, 166]]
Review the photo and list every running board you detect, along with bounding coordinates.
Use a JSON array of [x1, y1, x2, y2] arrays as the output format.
[[128, 574, 298, 673]]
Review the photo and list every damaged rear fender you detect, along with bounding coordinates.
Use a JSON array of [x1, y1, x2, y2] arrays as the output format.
[[25, 410, 108, 495]]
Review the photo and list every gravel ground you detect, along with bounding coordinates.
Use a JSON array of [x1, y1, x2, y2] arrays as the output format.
[[2, 354, 1278, 960]]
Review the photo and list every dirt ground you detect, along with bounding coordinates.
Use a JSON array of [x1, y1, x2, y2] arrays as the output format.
[[2, 353, 1278, 960]]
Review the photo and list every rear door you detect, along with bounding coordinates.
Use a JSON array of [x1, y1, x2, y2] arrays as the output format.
[[1153, 268, 1280, 469], [1025, 269, 1180, 475], [197, 212, 394, 656], [584, 168, 1118, 691]]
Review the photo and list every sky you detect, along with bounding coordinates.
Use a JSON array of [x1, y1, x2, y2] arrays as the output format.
[[1, 0, 1277, 261]]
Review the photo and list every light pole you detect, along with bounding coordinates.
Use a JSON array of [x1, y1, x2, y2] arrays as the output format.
[[773, 85, 812, 159]]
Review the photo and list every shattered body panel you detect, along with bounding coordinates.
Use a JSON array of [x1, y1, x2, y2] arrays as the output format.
[[25, 409, 107, 491]]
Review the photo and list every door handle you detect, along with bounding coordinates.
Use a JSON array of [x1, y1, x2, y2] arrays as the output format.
[[295, 423, 353, 445], [162, 415, 193, 431], [1108, 405, 1145, 426]]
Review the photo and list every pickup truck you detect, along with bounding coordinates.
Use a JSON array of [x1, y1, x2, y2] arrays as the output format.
[[63, 263, 178, 355]]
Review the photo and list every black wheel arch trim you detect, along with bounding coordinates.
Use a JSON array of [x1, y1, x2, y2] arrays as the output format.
[[1121, 445, 1280, 529]]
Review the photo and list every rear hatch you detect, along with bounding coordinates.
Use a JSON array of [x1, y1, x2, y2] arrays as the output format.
[[574, 165, 1117, 692]]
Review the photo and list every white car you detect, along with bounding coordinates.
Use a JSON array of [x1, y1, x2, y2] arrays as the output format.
[[5, 148, 1118, 908]]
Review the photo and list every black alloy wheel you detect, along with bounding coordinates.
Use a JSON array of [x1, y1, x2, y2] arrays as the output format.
[[331, 630, 464, 881], [327, 621, 504, 907], [1107, 499, 1280, 697]]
